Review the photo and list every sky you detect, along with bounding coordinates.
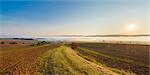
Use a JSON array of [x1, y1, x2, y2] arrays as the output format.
[[0, 0, 149, 35]]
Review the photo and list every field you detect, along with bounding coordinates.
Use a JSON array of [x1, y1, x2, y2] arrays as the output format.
[[0, 39, 149, 75], [0, 39, 60, 74], [76, 42, 149, 75]]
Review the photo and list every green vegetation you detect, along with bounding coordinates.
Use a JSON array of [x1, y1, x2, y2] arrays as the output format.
[[39, 46, 119, 75], [36, 41, 51, 46], [30, 41, 51, 46]]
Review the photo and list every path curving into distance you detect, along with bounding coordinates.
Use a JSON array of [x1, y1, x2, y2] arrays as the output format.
[[40, 45, 119, 75]]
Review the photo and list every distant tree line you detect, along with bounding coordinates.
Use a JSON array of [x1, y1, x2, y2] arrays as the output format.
[[30, 41, 51, 46], [13, 38, 34, 40], [0, 42, 18, 44]]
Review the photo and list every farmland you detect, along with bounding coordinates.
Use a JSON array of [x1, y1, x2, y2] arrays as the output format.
[[76, 42, 149, 75], [0, 39, 149, 75], [0, 39, 60, 74]]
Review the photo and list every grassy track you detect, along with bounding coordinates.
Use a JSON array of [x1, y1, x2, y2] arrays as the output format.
[[40, 45, 119, 75]]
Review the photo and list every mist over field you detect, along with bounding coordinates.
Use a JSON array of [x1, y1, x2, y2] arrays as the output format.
[[1, 35, 150, 44]]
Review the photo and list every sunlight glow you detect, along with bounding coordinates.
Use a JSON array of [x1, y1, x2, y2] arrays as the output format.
[[124, 23, 139, 35], [127, 24, 137, 31]]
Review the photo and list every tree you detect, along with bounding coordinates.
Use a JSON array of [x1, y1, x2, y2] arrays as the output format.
[[70, 42, 78, 50]]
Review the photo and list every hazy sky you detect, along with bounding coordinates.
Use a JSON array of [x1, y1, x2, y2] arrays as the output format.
[[1, 0, 149, 35]]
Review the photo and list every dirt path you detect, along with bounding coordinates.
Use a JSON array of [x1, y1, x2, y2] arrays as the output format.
[[40, 46, 119, 75]]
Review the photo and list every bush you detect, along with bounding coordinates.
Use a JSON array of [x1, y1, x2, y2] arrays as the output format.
[[70, 42, 78, 50], [36, 41, 51, 46], [30, 44, 35, 46], [9, 42, 17, 44], [0, 42, 5, 44]]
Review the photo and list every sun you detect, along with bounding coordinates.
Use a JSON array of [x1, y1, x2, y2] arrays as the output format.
[[127, 24, 136, 31], [124, 23, 139, 35]]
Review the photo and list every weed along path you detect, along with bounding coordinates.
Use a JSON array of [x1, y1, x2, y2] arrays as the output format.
[[40, 45, 118, 75]]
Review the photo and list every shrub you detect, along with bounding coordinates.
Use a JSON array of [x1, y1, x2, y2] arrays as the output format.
[[70, 42, 78, 50], [36, 41, 50, 46], [30, 44, 35, 46], [9, 42, 17, 44], [0, 42, 5, 44]]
